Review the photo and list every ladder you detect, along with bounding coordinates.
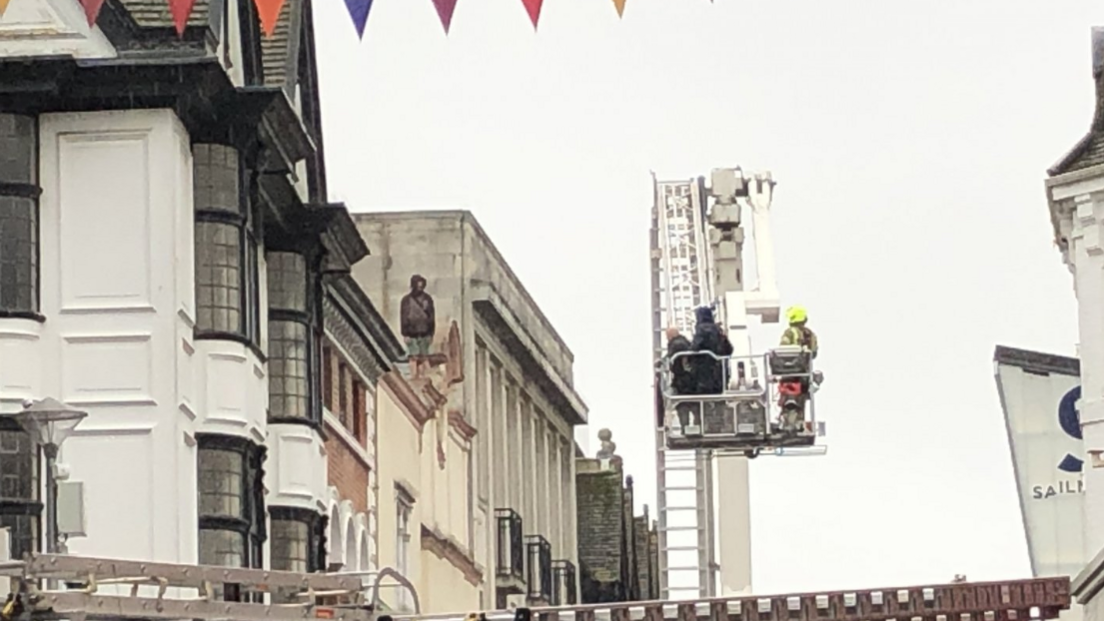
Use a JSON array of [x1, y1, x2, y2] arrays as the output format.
[[0, 553, 383, 621], [650, 175, 717, 600]]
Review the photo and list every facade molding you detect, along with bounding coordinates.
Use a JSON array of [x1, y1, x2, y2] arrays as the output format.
[[472, 284, 587, 426], [381, 372, 433, 431], [420, 524, 483, 587], [447, 409, 477, 441]]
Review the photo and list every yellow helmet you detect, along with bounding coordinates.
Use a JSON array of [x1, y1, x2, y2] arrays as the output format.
[[786, 305, 807, 324]]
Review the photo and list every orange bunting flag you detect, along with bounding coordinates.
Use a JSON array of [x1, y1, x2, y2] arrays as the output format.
[[612, 0, 626, 17], [431, 0, 456, 33], [520, 0, 541, 28], [79, 0, 105, 25], [253, 0, 285, 37], [0, 0, 11, 17], [169, 0, 196, 35]]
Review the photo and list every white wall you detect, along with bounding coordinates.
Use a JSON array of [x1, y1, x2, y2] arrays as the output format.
[[33, 109, 196, 563]]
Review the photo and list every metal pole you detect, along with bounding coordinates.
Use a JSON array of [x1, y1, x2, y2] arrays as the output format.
[[43, 443, 58, 554]]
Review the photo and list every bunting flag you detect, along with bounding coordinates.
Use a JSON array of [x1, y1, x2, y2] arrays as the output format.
[[253, 0, 285, 37], [344, 0, 372, 39], [431, 0, 456, 33], [0, 0, 10, 17], [612, 0, 626, 17], [169, 0, 196, 35], [519, 0, 541, 28], [78, 0, 105, 25]]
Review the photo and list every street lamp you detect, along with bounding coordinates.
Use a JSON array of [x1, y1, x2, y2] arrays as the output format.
[[14, 398, 87, 554]]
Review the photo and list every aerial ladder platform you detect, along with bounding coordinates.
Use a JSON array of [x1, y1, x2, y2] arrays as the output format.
[[650, 169, 826, 600]]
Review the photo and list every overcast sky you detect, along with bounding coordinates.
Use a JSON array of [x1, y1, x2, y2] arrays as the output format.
[[313, 0, 1101, 595]]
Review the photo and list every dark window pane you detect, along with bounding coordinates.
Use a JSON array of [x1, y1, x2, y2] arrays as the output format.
[[198, 448, 244, 519], [0, 429, 35, 502], [192, 145, 241, 215], [266, 252, 307, 313], [0, 196, 37, 313], [270, 519, 310, 573], [199, 528, 245, 567], [269, 320, 309, 418], [195, 221, 242, 334], [0, 513, 38, 560]]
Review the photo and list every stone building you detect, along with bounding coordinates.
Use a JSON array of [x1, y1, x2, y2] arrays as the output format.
[[575, 430, 659, 604], [350, 210, 587, 610]]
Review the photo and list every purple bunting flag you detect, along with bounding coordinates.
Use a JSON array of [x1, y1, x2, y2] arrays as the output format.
[[432, 0, 457, 33], [344, 0, 373, 39]]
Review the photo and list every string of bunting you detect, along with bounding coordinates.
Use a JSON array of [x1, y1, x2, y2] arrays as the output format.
[[0, 0, 639, 36]]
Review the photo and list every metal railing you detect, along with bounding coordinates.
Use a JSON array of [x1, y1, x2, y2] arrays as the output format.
[[495, 509, 524, 581], [524, 535, 552, 602], [658, 347, 820, 438], [551, 560, 577, 606]]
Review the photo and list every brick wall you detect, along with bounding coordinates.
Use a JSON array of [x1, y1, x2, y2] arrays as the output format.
[[633, 515, 653, 600], [576, 460, 659, 604], [576, 464, 625, 603], [622, 479, 638, 601], [326, 432, 369, 515]]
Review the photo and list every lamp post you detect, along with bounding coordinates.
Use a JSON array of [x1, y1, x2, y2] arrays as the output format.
[[14, 398, 87, 554]]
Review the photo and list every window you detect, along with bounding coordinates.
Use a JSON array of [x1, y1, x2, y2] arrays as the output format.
[[193, 144, 262, 348], [0, 113, 39, 317], [270, 507, 326, 579], [197, 435, 266, 570], [322, 345, 333, 412], [0, 419, 39, 559], [338, 363, 349, 428], [395, 488, 413, 609], [267, 251, 322, 425], [352, 385, 365, 442]]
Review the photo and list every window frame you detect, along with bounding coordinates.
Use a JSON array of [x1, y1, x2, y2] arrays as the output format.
[[193, 149, 264, 357], [0, 417, 40, 560], [269, 506, 327, 574], [267, 250, 324, 428], [395, 487, 414, 609], [0, 113, 42, 321], [196, 434, 266, 570]]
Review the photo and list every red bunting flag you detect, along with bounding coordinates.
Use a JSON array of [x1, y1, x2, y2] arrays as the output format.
[[344, 0, 373, 39], [431, 0, 456, 33], [520, 0, 541, 28], [78, 0, 105, 25], [169, 0, 196, 35], [253, 0, 285, 37], [612, 0, 626, 17], [0, 0, 11, 17]]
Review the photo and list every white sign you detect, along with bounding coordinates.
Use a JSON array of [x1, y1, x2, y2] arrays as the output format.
[[995, 346, 1085, 584]]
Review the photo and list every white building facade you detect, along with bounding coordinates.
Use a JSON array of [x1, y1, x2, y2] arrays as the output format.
[[0, 0, 361, 575], [1045, 26, 1104, 621]]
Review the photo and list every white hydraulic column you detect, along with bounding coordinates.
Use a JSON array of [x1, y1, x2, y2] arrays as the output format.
[[710, 170, 780, 597]]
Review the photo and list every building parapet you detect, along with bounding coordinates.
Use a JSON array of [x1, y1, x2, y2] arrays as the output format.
[[472, 281, 586, 426]]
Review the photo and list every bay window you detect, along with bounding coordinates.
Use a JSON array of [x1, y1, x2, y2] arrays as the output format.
[[196, 435, 266, 569], [193, 144, 262, 349]]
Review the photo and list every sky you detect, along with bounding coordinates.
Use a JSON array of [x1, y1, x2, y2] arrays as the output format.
[[313, 0, 1102, 596]]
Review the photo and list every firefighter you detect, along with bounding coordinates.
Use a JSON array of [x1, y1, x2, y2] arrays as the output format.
[[778, 306, 818, 432], [780, 305, 817, 357]]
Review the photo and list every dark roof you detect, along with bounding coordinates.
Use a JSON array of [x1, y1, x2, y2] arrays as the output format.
[[1050, 27, 1104, 176], [993, 345, 1080, 376], [260, 0, 301, 92]]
